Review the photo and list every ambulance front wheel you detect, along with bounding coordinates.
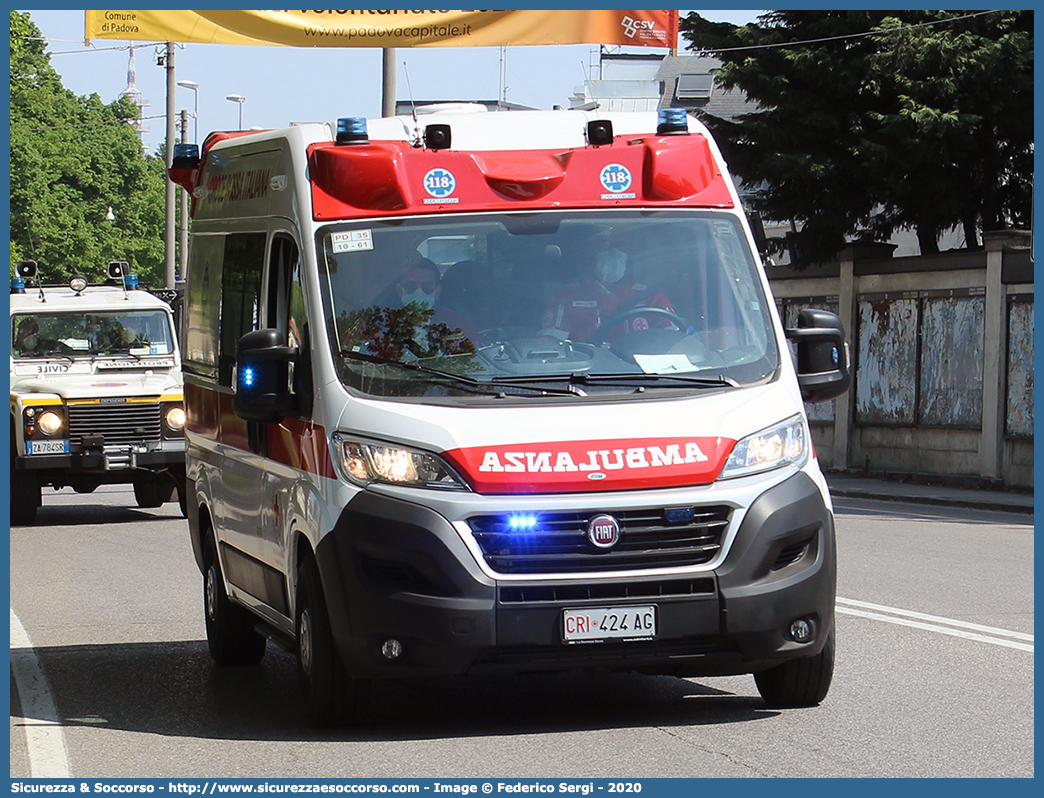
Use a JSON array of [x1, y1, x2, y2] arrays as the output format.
[[754, 630, 835, 708], [203, 532, 267, 667], [296, 553, 372, 727]]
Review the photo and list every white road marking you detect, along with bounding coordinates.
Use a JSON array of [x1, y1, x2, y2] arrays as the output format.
[[832, 498, 1033, 524], [10, 607, 71, 777], [836, 597, 1034, 653]]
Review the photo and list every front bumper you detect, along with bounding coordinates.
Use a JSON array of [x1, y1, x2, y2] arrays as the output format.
[[316, 471, 835, 680], [13, 442, 186, 480]]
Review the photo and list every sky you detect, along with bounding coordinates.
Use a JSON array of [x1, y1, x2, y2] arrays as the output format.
[[18, 9, 764, 155]]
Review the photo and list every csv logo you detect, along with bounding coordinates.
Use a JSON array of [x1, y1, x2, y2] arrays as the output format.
[[621, 16, 657, 39]]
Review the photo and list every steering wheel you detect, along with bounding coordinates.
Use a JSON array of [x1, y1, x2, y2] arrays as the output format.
[[592, 306, 687, 345]]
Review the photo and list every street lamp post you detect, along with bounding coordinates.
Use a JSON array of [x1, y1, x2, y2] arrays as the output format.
[[226, 94, 246, 130], [177, 79, 199, 143], [103, 206, 116, 266], [178, 108, 190, 282]]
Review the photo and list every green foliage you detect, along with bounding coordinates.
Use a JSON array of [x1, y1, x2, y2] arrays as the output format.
[[10, 11, 167, 285], [337, 305, 479, 396], [342, 304, 477, 361], [680, 10, 1033, 262]]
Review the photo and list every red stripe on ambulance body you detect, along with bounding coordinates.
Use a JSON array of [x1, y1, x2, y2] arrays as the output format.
[[186, 382, 335, 479], [442, 436, 735, 494]]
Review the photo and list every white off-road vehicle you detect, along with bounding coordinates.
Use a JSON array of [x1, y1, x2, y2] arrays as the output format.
[[10, 262, 186, 525]]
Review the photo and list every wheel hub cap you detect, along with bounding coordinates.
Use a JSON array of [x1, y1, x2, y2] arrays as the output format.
[[299, 607, 313, 675], [206, 565, 218, 621]]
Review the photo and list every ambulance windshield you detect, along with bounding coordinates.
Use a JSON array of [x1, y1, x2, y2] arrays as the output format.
[[318, 211, 779, 398]]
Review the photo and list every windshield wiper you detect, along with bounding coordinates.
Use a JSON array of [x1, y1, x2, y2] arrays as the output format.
[[102, 349, 142, 361], [340, 350, 583, 397], [492, 371, 738, 390], [34, 349, 74, 362], [339, 350, 498, 394], [570, 371, 739, 388]]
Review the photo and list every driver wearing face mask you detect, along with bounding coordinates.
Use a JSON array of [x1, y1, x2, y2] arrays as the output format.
[[14, 317, 40, 354], [395, 258, 482, 354], [397, 260, 440, 311], [540, 233, 675, 343]]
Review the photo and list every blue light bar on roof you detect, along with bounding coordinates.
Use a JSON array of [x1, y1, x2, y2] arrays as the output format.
[[657, 108, 689, 136], [336, 117, 368, 145]]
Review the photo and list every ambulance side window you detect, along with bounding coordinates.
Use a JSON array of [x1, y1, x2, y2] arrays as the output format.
[[184, 235, 224, 377], [219, 233, 265, 387], [266, 235, 311, 415]]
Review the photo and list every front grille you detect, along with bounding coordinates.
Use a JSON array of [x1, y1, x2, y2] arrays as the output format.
[[68, 402, 162, 447], [499, 578, 715, 604], [468, 505, 731, 575]]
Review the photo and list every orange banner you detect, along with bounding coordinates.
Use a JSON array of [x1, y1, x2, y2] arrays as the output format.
[[85, 10, 678, 49]]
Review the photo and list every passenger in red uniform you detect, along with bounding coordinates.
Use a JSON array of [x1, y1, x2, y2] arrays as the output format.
[[540, 235, 677, 343]]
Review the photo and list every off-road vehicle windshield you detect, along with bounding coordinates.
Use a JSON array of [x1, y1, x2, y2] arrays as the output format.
[[12, 310, 175, 359]]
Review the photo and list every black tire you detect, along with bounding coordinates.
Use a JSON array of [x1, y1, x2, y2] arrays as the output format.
[[296, 553, 371, 727], [754, 630, 835, 708], [203, 533, 267, 666], [11, 465, 40, 526], [133, 476, 174, 508], [168, 467, 188, 517]]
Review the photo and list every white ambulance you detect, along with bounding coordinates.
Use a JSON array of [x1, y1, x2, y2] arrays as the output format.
[[10, 263, 186, 525], [170, 107, 850, 726]]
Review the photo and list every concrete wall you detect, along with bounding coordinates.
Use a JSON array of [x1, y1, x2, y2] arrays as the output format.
[[767, 231, 1033, 490]]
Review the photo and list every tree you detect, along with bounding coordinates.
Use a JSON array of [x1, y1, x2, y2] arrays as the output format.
[[680, 10, 1033, 262], [10, 11, 166, 286]]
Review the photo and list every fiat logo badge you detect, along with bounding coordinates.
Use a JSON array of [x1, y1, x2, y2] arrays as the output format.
[[587, 514, 621, 549]]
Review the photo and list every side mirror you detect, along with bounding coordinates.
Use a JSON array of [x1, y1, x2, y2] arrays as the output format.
[[785, 309, 851, 403], [232, 328, 298, 424], [746, 210, 768, 257]]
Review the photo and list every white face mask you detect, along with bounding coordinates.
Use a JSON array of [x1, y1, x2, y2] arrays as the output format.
[[401, 287, 436, 310], [594, 248, 627, 284]]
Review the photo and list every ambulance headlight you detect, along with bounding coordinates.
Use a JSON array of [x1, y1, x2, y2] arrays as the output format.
[[37, 411, 64, 436], [719, 416, 809, 479], [332, 435, 467, 490]]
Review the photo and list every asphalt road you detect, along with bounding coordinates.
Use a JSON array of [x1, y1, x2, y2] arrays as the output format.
[[9, 486, 1034, 779]]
